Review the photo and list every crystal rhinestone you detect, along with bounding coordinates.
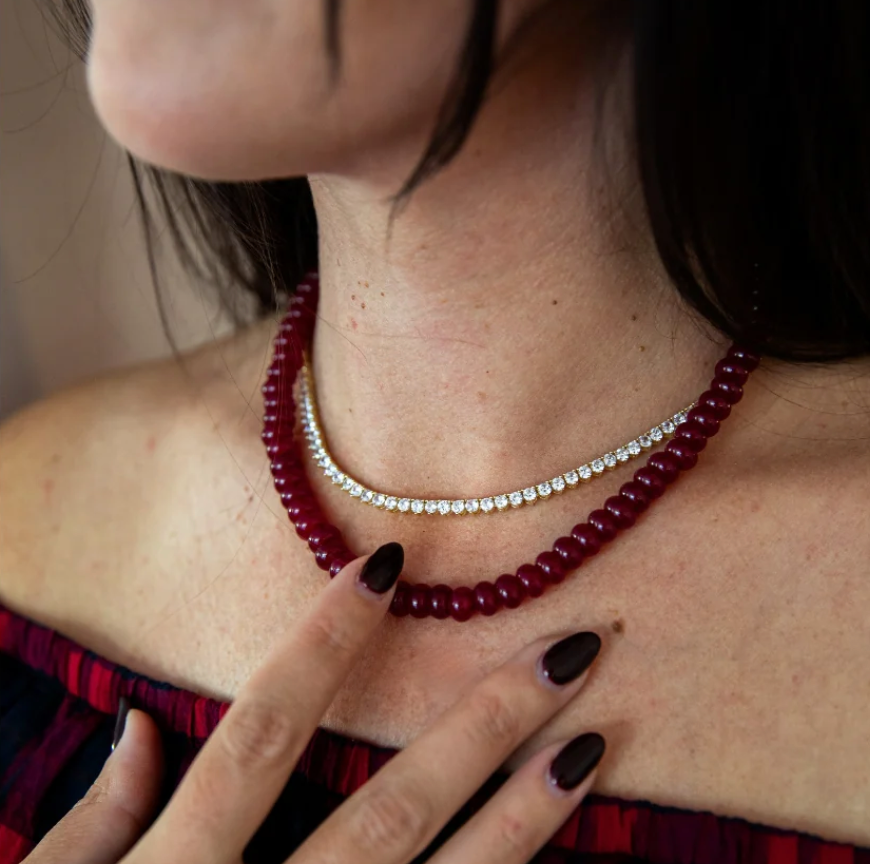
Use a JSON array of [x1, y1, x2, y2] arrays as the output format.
[[628, 440, 642, 456], [398, 498, 411, 512], [373, 494, 387, 508], [537, 481, 553, 498], [333, 472, 345, 485], [350, 483, 363, 497], [325, 464, 338, 477], [425, 500, 438, 514], [451, 500, 465, 515], [638, 434, 652, 449], [578, 464, 593, 481], [361, 490, 374, 503], [650, 426, 664, 442], [411, 499, 424, 514], [509, 491, 524, 508], [495, 495, 510, 511], [342, 477, 354, 491], [438, 500, 451, 516], [603, 453, 618, 469], [661, 419, 675, 435], [591, 459, 606, 475], [564, 470, 579, 486], [522, 487, 537, 503], [465, 499, 480, 514], [616, 447, 631, 462], [551, 476, 566, 493], [480, 497, 495, 513], [674, 411, 688, 425], [385, 497, 399, 511]]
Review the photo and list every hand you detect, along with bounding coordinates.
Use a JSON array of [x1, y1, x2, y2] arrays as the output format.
[[24, 542, 605, 864]]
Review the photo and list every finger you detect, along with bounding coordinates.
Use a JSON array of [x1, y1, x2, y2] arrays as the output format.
[[26, 704, 164, 864], [294, 630, 601, 864], [427, 733, 605, 864], [137, 543, 404, 864]]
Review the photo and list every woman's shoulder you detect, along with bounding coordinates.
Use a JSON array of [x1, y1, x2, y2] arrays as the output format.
[[0, 320, 277, 627]]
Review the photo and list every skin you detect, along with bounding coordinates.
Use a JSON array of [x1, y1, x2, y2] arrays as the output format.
[[2, 0, 870, 855]]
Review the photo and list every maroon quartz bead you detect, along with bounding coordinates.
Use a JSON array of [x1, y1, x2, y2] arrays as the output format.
[[314, 539, 345, 571], [711, 378, 743, 404], [686, 406, 721, 438], [516, 564, 546, 598], [665, 439, 699, 470], [588, 509, 619, 542], [553, 535, 584, 569], [571, 523, 603, 557], [450, 586, 476, 621], [430, 584, 453, 620], [329, 555, 353, 578], [535, 551, 567, 584], [727, 345, 761, 371], [293, 513, 323, 538], [714, 359, 749, 385], [495, 574, 526, 609], [604, 495, 637, 529], [618, 481, 651, 513], [390, 582, 410, 617], [408, 584, 433, 619], [634, 466, 666, 499], [673, 421, 709, 452], [307, 525, 342, 551], [262, 383, 278, 395], [287, 501, 317, 521], [697, 390, 732, 420], [473, 581, 501, 616], [648, 451, 681, 484]]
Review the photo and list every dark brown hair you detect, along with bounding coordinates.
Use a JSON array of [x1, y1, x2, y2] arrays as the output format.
[[53, 0, 870, 361]]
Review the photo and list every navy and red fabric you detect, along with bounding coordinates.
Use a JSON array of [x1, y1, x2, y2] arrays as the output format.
[[1, 604, 866, 864]]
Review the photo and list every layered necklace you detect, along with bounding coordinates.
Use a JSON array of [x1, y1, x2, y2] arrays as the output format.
[[263, 274, 758, 622]]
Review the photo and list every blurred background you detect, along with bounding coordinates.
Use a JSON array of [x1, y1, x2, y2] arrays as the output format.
[[0, 0, 229, 419]]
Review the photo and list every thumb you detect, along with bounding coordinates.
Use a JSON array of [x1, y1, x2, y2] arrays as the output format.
[[25, 700, 164, 864]]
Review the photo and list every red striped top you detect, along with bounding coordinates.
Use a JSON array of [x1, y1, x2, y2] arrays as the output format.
[[0, 604, 866, 864]]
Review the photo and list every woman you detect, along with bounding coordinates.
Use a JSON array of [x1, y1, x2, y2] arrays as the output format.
[[1, 1, 868, 862]]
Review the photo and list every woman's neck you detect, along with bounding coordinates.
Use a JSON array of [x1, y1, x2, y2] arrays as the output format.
[[308, 6, 724, 500]]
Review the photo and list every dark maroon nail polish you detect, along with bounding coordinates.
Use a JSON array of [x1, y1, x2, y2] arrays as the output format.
[[112, 696, 130, 752], [549, 732, 606, 790], [358, 542, 404, 594], [541, 632, 601, 685]]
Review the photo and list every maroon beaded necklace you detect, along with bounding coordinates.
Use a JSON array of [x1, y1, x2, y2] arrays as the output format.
[[262, 275, 759, 623]]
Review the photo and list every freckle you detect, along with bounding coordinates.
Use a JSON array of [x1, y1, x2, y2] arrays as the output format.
[[477, 390, 487, 402], [248, 494, 254, 504], [364, 281, 369, 288], [350, 317, 358, 330], [351, 294, 356, 300], [145, 435, 157, 453], [611, 618, 625, 634], [631, 314, 638, 322], [552, 299, 558, 305], [639, 345, 646, 352], [361, 302, 366, 309], [792, 673, 800, 685], [380, 291, 385, 297]]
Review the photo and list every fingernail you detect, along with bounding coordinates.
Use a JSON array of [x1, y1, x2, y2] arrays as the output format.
[[358, 542, 404, 594], [112, 696, 130, 752], [549, 732, 606, 790], [540, 631, 601, 685]]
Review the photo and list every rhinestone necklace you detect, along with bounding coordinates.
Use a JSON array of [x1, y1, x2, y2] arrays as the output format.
[[299, 362, 695, 516], [263, 274, 759, 622]]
